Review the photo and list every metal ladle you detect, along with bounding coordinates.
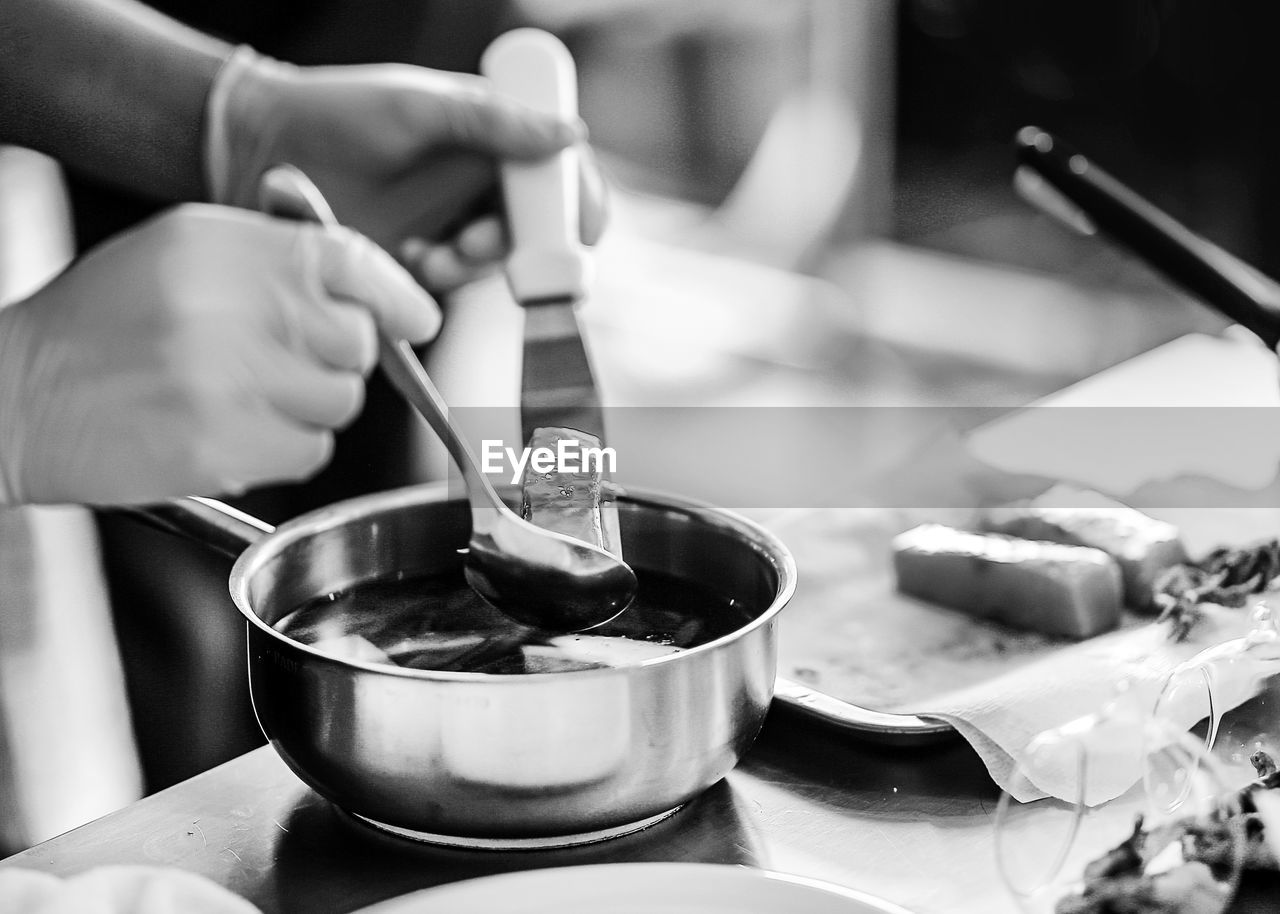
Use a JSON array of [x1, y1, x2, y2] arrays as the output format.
[[258, 164, 637, 632]]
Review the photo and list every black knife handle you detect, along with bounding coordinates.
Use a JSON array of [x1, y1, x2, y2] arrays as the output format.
[[1015, 126, 1280, 349]]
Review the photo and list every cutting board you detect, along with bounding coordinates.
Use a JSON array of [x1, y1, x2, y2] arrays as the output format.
[[774, 332, 1280, 713]]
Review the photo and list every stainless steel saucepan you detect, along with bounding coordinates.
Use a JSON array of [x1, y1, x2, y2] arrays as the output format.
[[123, 485, 795, 846]]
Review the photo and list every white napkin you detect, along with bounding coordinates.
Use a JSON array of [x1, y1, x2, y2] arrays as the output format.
[[940, 331, 1280, 802], [897, 603, 1259, 803]]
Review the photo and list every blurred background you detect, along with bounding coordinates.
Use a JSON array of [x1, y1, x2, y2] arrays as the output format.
[[2, 0, 1273, 852]]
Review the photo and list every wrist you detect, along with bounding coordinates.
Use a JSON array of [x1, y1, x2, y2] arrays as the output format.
[[203, 45, 299, 207]]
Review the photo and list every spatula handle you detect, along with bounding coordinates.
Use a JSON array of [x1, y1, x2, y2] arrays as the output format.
[[482, 28, 588, 305]]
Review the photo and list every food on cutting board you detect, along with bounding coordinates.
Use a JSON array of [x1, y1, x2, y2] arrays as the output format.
[[774, 507, 1069, 713], [893, 524, 1123, 639], [982, 485, 1188, 612], [1057, 750, 1280, 914], [521, 426, 622, 559], [784, 484, 1274, 712], [1154, 539, 1280, 641]]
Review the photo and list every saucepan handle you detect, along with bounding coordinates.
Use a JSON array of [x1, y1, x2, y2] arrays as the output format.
[[110, 496, 274, 560]]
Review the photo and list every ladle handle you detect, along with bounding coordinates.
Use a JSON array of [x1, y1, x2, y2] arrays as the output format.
[[374, 333, 507, 527]]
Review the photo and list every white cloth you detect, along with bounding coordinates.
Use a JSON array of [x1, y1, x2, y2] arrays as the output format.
[[899, 603, 1257, 803]]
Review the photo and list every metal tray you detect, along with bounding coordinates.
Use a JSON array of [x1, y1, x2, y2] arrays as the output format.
[[772, 677, 957, 746]]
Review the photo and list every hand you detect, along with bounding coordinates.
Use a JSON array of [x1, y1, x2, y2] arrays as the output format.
[[206, 48, 608, 294], [0, 204, 439, 506]]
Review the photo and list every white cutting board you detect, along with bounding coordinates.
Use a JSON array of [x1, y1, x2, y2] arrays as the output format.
[[967, 332, 1280, 553]]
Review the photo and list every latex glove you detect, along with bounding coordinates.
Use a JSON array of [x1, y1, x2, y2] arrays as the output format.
[[0, 865, 262, 914], [204, 47, 607, 294], [0, 204, 439, 506]]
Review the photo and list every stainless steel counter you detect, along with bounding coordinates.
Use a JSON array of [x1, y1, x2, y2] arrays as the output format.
[[0, 712, 1018, 913]]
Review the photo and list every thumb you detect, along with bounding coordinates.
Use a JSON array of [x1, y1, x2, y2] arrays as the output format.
[[424, 75, 583, 159]]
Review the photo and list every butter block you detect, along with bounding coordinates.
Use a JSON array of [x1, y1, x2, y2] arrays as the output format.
[[893, 524, 1123, 639], [982, 486, 1187, 612], [520, 426, 621, 558]]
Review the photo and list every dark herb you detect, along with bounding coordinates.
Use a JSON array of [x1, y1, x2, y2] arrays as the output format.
[[1152, 540, 1280, 641], [1082, 816, 1146, 880], [1058, 752, 1280, 913]]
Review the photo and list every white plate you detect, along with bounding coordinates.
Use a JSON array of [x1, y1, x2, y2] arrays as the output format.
[[353, 863, 915, 914]]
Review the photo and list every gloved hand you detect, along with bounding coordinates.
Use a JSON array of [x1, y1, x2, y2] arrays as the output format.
[[204, 47, 608, 295], [0, 204, 439, 506]]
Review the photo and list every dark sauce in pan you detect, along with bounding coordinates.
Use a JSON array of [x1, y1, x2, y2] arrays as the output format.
[[274, 568, 755, 674]]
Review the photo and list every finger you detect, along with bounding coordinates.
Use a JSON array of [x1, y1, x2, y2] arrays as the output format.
[[425, 74, 583, 159], [578, 144, 609, 246], [254, 347, 367, 430], [311, 225, 442, 343], [298, 298, 378, 374], [399, 237, 499, 293], [453, 216, 506, 263]]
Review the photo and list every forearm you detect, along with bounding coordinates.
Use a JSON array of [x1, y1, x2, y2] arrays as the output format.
[[0, 0, 232, 201]]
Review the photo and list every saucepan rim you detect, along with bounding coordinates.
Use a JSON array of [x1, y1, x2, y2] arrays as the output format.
[[227, 482, 796, 683]]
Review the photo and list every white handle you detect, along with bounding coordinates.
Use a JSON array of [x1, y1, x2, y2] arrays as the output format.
[[481, 28, 588, 304]]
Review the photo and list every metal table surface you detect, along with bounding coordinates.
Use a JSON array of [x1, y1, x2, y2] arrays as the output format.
[[7, 709, 1280, 914], [0, 712, 1014, 914]]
